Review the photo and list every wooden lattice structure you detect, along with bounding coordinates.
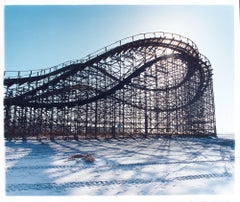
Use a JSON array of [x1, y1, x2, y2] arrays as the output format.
[[4, 32, 216, 140]]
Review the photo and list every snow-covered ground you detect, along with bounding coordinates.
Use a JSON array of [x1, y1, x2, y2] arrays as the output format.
[[5, 136, 234, 196]]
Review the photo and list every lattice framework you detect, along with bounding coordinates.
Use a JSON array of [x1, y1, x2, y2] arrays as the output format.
[[4, 32, 216, 140]]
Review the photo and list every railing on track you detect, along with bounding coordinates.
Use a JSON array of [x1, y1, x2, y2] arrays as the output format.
[[4, 31, 199, 80]]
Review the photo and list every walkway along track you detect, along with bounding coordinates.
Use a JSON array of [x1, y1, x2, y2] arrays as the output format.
[[4, 31, 216, 139]]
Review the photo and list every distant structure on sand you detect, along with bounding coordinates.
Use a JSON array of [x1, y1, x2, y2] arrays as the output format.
[[4, 32, 216, 140]]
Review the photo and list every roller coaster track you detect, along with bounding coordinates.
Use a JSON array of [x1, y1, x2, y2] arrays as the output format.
[[4, 31, 216, 139]]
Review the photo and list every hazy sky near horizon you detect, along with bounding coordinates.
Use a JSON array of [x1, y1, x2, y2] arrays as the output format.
[[4, 5, 234, 134]]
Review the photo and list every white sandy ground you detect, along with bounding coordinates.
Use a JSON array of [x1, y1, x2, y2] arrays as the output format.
[[5, 136, 235, 197]]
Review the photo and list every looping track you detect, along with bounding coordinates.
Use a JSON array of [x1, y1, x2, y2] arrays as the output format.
[[4, 31, 216, 139]]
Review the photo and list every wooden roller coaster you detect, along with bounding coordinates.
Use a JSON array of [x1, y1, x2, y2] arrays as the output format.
[[4, 32, 216, 140]]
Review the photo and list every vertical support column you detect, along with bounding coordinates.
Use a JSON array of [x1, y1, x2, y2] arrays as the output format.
[[112, 98, 116, 139], [94, 100, 98, 138], [122, 89, 125, 137], [4, 105, 10, 140], [144, 72, 148, 138], [85, 104, 89, 139], [209, 79, 217, 136], [94, 67, 99, 138], [50, 107, 54, 140], [21, 107, 26, 141]]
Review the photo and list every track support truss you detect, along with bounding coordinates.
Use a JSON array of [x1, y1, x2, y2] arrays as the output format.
[[4, 32, 217, 140]]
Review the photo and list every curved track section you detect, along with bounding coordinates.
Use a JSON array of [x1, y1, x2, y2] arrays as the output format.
[[4, 32, 216, 139]]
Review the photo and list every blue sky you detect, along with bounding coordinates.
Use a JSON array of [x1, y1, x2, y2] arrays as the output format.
[[4, 5, 235, 134]]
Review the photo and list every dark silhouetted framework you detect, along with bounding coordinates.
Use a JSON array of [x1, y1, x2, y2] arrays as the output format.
[[4, 32, 216, 140]]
